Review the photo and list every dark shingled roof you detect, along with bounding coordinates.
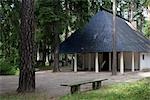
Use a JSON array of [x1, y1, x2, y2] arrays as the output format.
[[60, 9, 150, 53]]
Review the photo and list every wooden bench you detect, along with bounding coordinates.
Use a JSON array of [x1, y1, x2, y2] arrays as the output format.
[[61, 78, 108, 94]]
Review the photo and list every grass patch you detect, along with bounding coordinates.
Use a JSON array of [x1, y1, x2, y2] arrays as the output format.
[[60, 77, 150, 100], [37, 66, 51, 71]]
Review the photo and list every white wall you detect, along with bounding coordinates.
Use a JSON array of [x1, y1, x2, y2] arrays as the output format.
[[140, 53, 150, 70]]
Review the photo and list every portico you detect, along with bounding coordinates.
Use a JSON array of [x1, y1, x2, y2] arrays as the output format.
[[73, 52, 138, 74]]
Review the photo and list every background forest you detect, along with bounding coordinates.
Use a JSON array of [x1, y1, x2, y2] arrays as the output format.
[[0, 0, 150, 75]]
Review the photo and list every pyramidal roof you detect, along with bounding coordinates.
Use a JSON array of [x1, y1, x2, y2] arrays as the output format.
[[60, 9, 150, 53]]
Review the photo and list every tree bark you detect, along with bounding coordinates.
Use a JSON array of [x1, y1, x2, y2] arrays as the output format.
[[52, 0, 61, 72], [42, 41, 46, 65], [17, 0, 35, 92], [64, 29, 68, 66], [53, 31, 60, 72], [112, 0, 117, 75], [52, 22, 60, 72], [130, 0, 134, 22], [64, 0, 70, 66]]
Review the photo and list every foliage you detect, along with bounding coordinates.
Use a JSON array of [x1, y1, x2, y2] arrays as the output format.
[[0, 0, 20, 53], [35, 0, 69, 52], [0, 0, 20, 75], [143, 0, 150, 6], [60, 78, 150, 100], [35, 0, 103, 68], [143, 21, 150, 38], [0, 58, 18, 75]]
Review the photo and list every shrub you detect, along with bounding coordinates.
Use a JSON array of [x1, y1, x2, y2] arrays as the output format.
[[0, 58, 17, 75]]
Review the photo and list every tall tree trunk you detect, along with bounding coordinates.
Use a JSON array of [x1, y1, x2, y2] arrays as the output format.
[[42, 41, 46, 65], [130, 0, 134, 22], [64, 0, 70, 66], [112, 0, 117, 75], [53, 32, 59, 72], [17, 0, 35, 92], [64, 31, 68, 66], [53, 0, 61, 72]]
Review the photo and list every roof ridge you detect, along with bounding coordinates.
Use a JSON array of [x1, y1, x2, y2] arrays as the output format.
[[100, 6, 129, 22]]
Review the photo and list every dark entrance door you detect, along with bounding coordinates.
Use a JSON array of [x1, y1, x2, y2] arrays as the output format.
[[101, 53, 109, 71]]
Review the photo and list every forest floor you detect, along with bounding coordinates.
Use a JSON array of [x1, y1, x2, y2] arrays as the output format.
[[0, 71, 150, 99]]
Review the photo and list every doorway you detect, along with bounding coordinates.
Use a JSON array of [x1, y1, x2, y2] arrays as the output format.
[[101, 53, 109, 71]]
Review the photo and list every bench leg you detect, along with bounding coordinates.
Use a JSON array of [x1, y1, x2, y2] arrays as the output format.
[[92, 82, 101, 90], [92, 82, 96, 90], [71, 85, 80, 94], [96, 81, 101, 89]]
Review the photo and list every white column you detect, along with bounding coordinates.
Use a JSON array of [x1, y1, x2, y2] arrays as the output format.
[[37, 47, 40, 61], [120, 52, 124, 74], [132, 52, 135, 72], [140, 53, 142, 71], [88, 53, 91, 71], [95, 53, 99, 73], [45, 54, 49, 66], [109, 52, 111, 71], [74, 53, 77, 72]]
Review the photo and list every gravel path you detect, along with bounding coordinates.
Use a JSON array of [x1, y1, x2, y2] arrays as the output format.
[[0, 71, 150, 98]]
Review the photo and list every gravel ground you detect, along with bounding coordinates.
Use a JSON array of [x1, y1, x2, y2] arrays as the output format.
[[0, 71, 150, 98]]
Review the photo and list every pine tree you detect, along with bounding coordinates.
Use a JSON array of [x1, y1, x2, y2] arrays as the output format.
[[17, 0, 35, 92]]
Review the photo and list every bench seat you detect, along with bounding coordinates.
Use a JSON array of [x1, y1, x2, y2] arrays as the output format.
[[61, 78, 108, 94]]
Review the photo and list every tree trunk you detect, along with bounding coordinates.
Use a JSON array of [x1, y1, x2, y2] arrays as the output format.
[[52, 0, 61, 72], [53, 32, 60, 72], [112, 0, 117, 75], [130, 0, 134, 22], [64, 30, 68, 66], [42, 41, 46, 65], [64, 0, 70, 66], [17, 0, 35, 92]]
